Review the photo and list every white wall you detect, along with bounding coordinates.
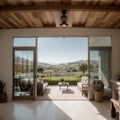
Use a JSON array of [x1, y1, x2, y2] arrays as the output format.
[[0, 28, 120, 101]]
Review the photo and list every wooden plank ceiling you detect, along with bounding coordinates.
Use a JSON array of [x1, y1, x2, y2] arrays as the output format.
[[0, 0, 120, 29]]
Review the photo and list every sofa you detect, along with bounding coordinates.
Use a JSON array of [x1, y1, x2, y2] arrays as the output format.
[[77, 76, 88, 95], [19, 78, 33, 94], [19, 78, 48, 96]]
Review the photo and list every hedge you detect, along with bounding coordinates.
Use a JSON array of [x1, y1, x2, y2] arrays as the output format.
[[46, 79, 80, 85], [42, 74, 88, 85]]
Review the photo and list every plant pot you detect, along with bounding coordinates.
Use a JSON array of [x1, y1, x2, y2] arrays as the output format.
[[94, 91, 103, 102], [0, 92, 7, 103]]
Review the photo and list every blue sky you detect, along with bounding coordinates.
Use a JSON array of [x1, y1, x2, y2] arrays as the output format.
[[38, 37, 88, 64]]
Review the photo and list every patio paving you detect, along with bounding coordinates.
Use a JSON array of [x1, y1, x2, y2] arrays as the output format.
[[37, 85, 88, 101]]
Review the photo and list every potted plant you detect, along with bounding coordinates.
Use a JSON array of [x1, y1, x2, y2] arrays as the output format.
[[0, 80, 7, 103], [60, 79, 65, 85], [92, 80, 104, 102]]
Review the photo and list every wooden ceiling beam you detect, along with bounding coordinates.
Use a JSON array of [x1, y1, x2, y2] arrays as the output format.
[[0, 4, 120, 13]]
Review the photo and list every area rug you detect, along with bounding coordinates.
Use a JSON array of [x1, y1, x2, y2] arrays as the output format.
[[37, 85, 88, 101]]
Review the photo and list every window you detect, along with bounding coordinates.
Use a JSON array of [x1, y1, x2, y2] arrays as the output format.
[[13, 38, 36, 47], [89, 36, 111, 47]]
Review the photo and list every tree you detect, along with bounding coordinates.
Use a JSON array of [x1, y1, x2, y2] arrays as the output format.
[[72, 68, 78, 72], [37, 67, 44, 73], [79, 63, 87, 74]]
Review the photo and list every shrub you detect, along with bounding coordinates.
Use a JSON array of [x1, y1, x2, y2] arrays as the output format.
[[46, 79, 79, 85], [64, 80, 79, 85], [48, 80, 59, 85]]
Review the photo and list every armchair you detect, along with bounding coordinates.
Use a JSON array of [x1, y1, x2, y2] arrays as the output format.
[[77, 76, 88, 95]]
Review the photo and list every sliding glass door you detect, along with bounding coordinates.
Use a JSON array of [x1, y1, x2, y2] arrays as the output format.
[[13, 48, 36, 99], [90, 49, 111, 88], [89, 36, 112, 99]]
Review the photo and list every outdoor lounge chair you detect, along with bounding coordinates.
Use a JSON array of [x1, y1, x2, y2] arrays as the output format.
[[77, 76, 88, 95]]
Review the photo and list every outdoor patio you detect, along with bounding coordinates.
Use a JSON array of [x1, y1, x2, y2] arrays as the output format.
[[37, 85, 88, 101], [37, 85, 111, 100]]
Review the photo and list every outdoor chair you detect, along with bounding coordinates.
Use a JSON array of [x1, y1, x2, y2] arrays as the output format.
[[77, 76, 88, 95]]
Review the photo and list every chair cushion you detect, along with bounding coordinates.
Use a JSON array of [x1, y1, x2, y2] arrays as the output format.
[[81, 76, 86, 83], [77, 76, 88, 90]]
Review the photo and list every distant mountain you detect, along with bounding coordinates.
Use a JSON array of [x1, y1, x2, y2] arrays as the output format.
[[15, 56, 98, 68], [60, 60, 88, 65], [38, 62, 51, 66], [38, 60, 98, 68]]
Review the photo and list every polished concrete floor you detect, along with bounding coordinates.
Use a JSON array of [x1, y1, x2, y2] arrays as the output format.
[[0, 100, 115, 120]]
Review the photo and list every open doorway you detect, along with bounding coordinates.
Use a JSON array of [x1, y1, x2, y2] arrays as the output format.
[[37, 37, 88, 100], [12, 36, 112, 100]]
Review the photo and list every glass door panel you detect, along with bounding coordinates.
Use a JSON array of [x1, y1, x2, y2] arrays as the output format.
[[90, 49, 111, 86], [13, 50, 35, 98], [90, 49, 112, 98]]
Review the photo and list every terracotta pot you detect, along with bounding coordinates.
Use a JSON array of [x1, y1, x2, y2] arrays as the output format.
[[94, 91, 103, 102], [0, 92, 7, 103]]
